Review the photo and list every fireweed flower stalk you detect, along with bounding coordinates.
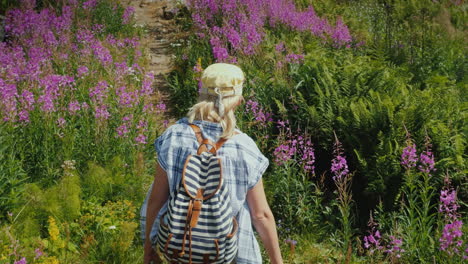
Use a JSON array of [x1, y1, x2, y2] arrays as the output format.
[[331, 131, 354, 252], [418, 133, 437, 220], [245, 98, 274, 128], [417, 134, 438, 248], [363, 212, 384, 255], [273, 120, 294, 165], [363, 211, 405, 259], [400, 142, 417, 170], [284, 53, 305, 64], [122, 6, 135, 24], [331, 132, 349, 182], [243, 98, 274, 150], [400, 129, 419, 191], [384, 235, 405, 260], [398, 130, 438, 260], [438, 174, 466, 258], [273, 119, 315, 175], [284, 238, 297, 261], [418, 134, 436, 175]]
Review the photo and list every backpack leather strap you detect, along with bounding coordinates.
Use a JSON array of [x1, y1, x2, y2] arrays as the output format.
[[190, 124, 204, 144], [189, 123, 239, 155]]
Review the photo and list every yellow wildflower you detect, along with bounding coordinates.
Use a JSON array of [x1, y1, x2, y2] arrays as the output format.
[[42, 256, 60, 264], [48, 216, 60, 241], [57, 239, 66, 249], [126, 210, 136, 219], [1, 244, 9, 256]]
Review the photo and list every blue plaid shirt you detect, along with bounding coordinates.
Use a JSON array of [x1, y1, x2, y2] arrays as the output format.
[[140, 117, 269, 264]]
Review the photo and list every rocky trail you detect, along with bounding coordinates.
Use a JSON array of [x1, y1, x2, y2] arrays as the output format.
[[126, 0, 182, 125]]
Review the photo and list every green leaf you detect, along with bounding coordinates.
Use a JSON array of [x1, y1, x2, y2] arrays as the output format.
[[273, 98, 288, 116]]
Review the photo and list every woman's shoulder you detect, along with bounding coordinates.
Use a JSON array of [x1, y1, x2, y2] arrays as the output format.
[[160, 118, 195, 134], [230, 133, 268, 160], [154, 119, 197, 147], [234, 132, 256, 148]]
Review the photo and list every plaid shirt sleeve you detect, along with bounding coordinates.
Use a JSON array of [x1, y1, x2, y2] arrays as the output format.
[[247, 142, 269, 190]]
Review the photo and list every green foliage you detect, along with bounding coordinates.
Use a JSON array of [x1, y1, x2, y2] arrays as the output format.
[[282, 47, 466, 225], [90, 0, 136, 37], [2, 164, 145, 263], [0, 0, 19, 15], [13, 183, 45, 239], [0, 124, 27, 221], [83, 161, 115, 200], [82, 156, 146, 203], [266, 163, 326, 235], [398, 170, 438, 262], [12, 165, 81, 239], [76, 199, 141, 263], [167, 36, 213, 117], [49, 172, 81, 222]]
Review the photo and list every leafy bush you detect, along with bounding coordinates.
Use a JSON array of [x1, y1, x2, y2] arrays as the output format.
[[0, 123, 27, 221]]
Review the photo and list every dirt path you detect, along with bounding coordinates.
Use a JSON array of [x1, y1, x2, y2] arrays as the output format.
[[126, 0, 180, 124]]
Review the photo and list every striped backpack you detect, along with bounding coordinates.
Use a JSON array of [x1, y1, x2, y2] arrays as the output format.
[[155, 124, 239, 264]]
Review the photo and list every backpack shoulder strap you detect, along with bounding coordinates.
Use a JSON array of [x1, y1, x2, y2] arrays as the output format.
[[189, 123, 239, 155], [189, 124, 204, 145], [189, 124, 215, 154]]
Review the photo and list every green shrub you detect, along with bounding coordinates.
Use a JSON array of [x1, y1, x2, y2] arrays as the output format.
[[0, 123, 27, 221]]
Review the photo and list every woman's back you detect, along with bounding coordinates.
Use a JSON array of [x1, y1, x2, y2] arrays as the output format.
[[147, 117, 268, 263]]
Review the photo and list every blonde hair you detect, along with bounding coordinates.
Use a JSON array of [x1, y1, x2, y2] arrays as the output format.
[[187, 93, 244, 140]]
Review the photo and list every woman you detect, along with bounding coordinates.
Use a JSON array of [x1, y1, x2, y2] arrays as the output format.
[[142, 63, 283, 264]]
